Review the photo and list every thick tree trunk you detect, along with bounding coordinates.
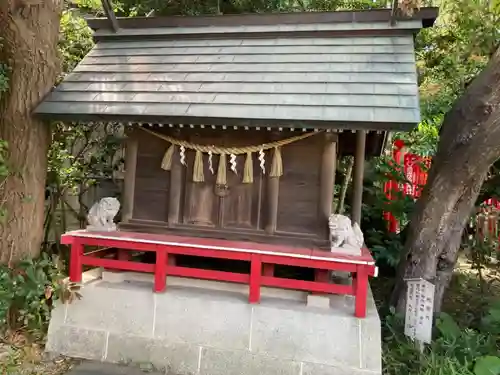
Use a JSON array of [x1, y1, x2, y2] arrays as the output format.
[[0, 1, 62, 264], [391, 47, 500, 313]]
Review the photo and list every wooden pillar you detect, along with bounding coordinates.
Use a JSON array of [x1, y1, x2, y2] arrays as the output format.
[[351, 130, 367, 225], [168, 147, 182, 226], [122, 132, 137, 222], [265, 135, 281, 234], [318, 133, 338, 237]]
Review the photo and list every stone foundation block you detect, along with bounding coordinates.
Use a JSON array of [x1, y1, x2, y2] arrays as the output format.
[[106, 334, 199, 375], [251, 304, 361, 368], [306, 294, 331, 309], [46, 325, 106, 360], [302, 362, 380, 375], [200, 347, 301, 375], [154, 289, 251, 350], [46, 276, 382, 375], [102, 270, 127, 283]]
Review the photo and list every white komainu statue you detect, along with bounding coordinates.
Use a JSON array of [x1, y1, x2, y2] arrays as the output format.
[[328, 214, 364, 254], [86, 197, 120, 232]]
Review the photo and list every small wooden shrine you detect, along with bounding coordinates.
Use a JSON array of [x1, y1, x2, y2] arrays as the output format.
[[36, 8, 437, 249], [38, 7, 438, 375]]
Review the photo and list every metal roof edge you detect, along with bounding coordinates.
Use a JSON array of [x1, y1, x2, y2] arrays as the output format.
[[85, 7, 438, 32]]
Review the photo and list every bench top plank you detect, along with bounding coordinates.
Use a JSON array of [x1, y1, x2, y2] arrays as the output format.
[[62, 230, 375, 266]]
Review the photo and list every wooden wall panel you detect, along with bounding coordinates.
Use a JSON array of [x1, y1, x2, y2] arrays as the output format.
[[276, 135, 322, 235], [130, 127, 325, 242], [133, 190, 169, 221], [132, 129, 171, 222]]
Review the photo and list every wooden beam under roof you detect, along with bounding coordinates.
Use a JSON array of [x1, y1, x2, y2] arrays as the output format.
[[390, 0, 399, 25], [100, 0, 119, 32]]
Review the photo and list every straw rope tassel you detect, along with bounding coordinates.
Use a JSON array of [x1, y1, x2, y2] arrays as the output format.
[[161, 144, 175, 171], [270, 147, 283, 177], [243, 152, 253, 184], [216, 153, 227, 185], [193, 150, 205, 182]]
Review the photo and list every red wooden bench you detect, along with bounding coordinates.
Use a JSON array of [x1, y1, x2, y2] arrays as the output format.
[[61, 230, 377, 318]]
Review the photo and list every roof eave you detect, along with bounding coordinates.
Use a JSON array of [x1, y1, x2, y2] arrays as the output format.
[[85, 7, 438, 32], [34, 110, 418, 133]]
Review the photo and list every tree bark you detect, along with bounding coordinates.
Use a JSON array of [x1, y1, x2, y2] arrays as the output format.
[[0, 1, 62, 264], [391, 47, 500, 313]]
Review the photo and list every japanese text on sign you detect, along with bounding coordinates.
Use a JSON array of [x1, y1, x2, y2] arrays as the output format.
[[404, 278, 434, 344]]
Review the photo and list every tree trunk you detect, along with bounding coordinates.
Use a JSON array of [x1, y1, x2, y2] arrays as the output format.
[[391, 47, 500, 313], [0, 1, 62, 264]]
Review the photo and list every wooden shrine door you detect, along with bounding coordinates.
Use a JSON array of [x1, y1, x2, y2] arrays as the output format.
[[182, 132, 266, 232]]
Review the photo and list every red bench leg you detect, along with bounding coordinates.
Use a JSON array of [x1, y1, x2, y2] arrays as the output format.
[[249, 254, 261, 303], [314, 269, 330, 283], [263, 264, 274, 277], [69, 240, 84, 283], [154, 249, 167, 293], [313, 269, 330, 295], [354, 266, 368, 318], [117, 249, 131, 261], [168, 254, 176, 267]]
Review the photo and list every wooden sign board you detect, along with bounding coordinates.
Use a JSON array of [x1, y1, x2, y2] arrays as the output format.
[[404, 278, 435, 345]]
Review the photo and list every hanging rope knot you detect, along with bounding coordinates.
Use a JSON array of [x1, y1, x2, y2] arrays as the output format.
[[140, 127, 321, 183], [270, 147, 283, 178], [216, 153, 227, 185]]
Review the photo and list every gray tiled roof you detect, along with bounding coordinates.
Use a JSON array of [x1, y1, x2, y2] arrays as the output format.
[[35, 21, 422, 130]]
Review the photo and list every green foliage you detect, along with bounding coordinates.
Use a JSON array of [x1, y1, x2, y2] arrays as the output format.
[[362, 156, 418, 271], [58, 10, 94, 74], [418, 0, 499, 117], [73, 0, 103, 13], [481, 300, 500, 336], [392, 0, 499, 156], [396, 118, 441, 156], [474, 356, 500, 375], [45, 122, 124, 245], [0, 37, 9, 93], [48, 122, 124, 194], [90, 0, 389, 17], [383, 305, 500, 375], [0, 254, 79, 331], [0, 63, 9, 93]]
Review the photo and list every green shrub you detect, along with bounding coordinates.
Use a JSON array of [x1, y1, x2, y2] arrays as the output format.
[[0, 254, 80, 332], [383, 304, 500, 375]]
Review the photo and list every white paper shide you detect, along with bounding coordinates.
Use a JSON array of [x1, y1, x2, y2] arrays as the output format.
[[328, 214, 364, 255], [86, 197, 120, 232]]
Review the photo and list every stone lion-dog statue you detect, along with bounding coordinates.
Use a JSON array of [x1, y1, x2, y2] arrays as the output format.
[[328, 214, 364, 254], [86, 197, 120, 232]]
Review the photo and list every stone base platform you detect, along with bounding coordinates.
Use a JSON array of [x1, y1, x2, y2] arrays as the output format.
[[47, 270, 381, 375]]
